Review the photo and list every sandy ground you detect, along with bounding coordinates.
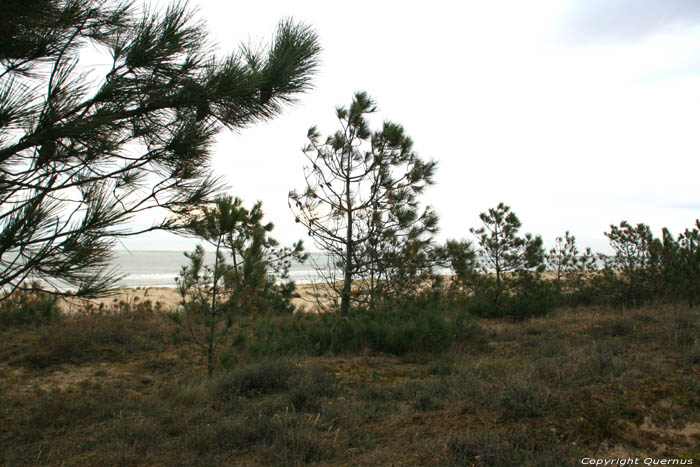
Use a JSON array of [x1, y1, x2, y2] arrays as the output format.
[[59, 283, 335, 313]]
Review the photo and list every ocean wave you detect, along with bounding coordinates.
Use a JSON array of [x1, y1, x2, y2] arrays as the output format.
[[125, 273, 179, 280]]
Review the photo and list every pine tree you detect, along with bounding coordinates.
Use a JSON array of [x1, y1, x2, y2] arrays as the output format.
[[289, 92, 438, 313], [676, 221, 700, 305], [470, 202, 544, 303], [174, 195, 306, 375], [0, 0, 320, 297], [546, 231, 597, 289], [438, 239, 480, 295], [603, 221, 661, 303]]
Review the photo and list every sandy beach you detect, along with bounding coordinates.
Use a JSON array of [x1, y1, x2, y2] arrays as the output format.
[[59, 283, 335, 313]]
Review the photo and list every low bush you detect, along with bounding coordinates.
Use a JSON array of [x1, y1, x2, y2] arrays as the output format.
[[446, 427, 574, 466], [494, 376, 554, 420], [242, 304, 461, 357], [214, 360, 298, 399], [507, 275, 560, 319], [257, 410, 334, 465], [465, 277, 560, 320], [185, 409, 333, 464], [609, 318, 635, 337], [214, 360, 335, 403], [0, 287, 62, 326], [583, 342, 628, 380], [287, 364, 336, 412], [15, 307, 168, 367]]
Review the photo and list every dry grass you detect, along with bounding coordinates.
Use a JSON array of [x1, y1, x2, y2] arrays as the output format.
[[1, 302, 698, 465]]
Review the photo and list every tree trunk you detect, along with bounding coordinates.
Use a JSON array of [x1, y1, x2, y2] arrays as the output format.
[[340, 152, 353, 315], [207, 236, 222, 376]]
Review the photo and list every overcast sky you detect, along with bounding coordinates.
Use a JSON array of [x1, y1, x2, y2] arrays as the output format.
[[121, 0, 700, 254]]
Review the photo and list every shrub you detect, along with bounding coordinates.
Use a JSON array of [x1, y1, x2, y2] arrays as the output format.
[[0, 287, 62, 326], [446, 427, 574, 466], [445, 370, 487, 405], [494, 376, 554, 420], [451, 310, 482, 342], [533, 338, 567, 359], [507, 274, 560, 319], [351, 306, 453, 355], [214, 360, 335, 406], [16, 308, 168, 368], [428, 359, 453, 377], [609, 318, 635, 337], [258, 410, 333, 465], [687, 347, 700, 366], [243, 313, 335, 356], [583, 343, 628, 380], [413, 393, 440, 411], [288, 364, 336, 412], [214, 360, 298, 399], [465, 274, 559, 320], [242, 304, 458, 357]]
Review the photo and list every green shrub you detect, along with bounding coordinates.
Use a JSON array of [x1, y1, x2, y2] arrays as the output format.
[[583, 343, 628, 380], [243, 313, 335, 356], [350, 307, 453, 355], [465, 276, 559, 320], [445, 370, 487, 405], [241, 301, 464, 357], [687, 346, 700, 365], [0, 287, 62, 326], [451, 310, 482, 342], [413, 393, 440, 411], [507, 275, 560, 319]]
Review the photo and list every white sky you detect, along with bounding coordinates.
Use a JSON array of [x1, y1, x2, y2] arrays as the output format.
[[121, 0, 700, 254]]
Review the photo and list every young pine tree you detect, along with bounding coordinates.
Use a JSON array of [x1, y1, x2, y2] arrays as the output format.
[[603, 221, 661, 304], [470, 202, 544, 303], [438, 239, 480, 296], [174, 196, 305, 375], [675, 221, 700, 305], [289, 92, 438, 314], [546, 231, 597, 290]]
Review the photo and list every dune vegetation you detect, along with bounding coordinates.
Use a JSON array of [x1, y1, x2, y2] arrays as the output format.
[[1, 0, 699, 465], [0, 290, 698, 465]]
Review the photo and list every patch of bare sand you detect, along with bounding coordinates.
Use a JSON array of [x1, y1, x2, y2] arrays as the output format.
[[58, 287, 180, 313], [596, 417, 700, 459]]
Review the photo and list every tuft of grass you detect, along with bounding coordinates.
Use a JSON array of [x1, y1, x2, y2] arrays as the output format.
[[609, 317, 635, 337], [214, 360, 336, 409], [214, 360, 298, 399], [445, 427, 575, 466], [494, 376, 555, 420], [287, 364, 336, 412], [258, 410, 334, 465], [428, 358, 454, 377]]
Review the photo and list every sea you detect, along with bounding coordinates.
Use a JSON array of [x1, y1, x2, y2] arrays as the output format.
[[113, 251, 332, 288]]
